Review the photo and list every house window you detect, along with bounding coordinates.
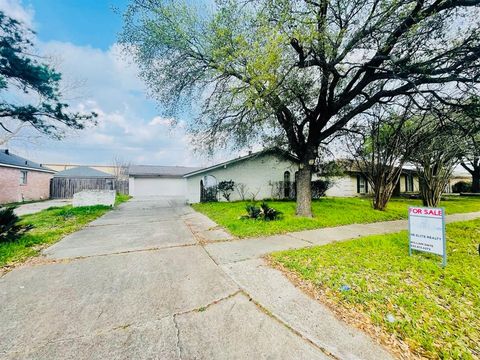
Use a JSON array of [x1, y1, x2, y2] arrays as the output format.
[[357, 175, 368, 194], [283, 171, 291, 198], [405, 174, 414, 192], [20, 170, 27, 185]]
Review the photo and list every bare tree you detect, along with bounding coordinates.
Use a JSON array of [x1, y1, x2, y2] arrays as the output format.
[[410, 116, 465, 207], [112, 156, 131, 180], [235, 183, 248, 201], [345, 103, 427, 210]]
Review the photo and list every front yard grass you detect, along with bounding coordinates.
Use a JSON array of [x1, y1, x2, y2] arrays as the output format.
[[0, 194, 131, 269], [192, 197, 480, 238], [269, 219, 480, 359]]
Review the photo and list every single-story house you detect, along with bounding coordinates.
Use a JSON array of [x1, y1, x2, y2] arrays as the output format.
[[445, 173, 472, 193], [127, 148, 424, 202], [320, 164, 420, 197], [51, 166, 119, 199], [184, 149, 299, 203], [0, 149, 55, 204], [128, 165, 202, 197]]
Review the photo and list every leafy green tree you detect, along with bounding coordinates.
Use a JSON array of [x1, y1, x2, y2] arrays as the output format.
[[0, 12, 96, 140], [121, 0, 480, 216]]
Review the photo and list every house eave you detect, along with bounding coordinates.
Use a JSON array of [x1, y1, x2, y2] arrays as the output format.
[[0, 162, 55, 174], [183, 148, 299, 178]]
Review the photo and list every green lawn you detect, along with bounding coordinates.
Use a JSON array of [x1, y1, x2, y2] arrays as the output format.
[[192, 197, 480, 238], [0, 194, 131, 269], [270, 219, 480, 359]]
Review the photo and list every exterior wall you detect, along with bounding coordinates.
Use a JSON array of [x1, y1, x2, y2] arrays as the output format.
[[186, 153, 299, 203], [0, 166, 53, 204], [130, 177, 187, 197], [398, 174, 420, 193], [446, 176, 471, 193], [321, 173, 420, 198], [323, 176, 359, 197]]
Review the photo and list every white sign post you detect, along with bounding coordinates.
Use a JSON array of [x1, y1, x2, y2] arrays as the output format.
[[408, 206, 447, 267]]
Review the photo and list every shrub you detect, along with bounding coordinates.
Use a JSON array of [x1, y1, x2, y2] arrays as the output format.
[[218, 180, 235, 201], [259, 202, 282, 220], [244, 203, 259, 219], [242, 202, 282, 221], [312, 179, 331, 198], [0, 207, 32, 243], [452, 181, 472, 193]]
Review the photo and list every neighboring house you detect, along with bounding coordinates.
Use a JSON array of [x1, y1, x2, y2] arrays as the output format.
[[445, 173, 472, 193], [0, 149, 55, 204], [45, 163, 120, 177], [51, 166, 119, 199], [184, 149, 299, 203], [128, 165, 202, 197], [320, 167, 420, 197]]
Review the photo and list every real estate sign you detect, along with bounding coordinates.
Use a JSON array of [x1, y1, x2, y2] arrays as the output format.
[[408, 206, 447, 266]]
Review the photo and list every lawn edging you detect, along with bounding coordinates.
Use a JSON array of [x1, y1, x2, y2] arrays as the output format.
[[192, 197, 480, 238]]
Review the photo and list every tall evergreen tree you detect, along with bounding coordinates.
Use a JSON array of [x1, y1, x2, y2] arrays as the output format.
[[0, 11, 96, 140]]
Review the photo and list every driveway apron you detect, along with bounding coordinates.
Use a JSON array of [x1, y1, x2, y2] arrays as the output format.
[[0, 197, 330, 359]]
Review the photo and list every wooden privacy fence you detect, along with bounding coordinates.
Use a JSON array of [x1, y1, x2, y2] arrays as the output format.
[[50, 178, 129, 199]]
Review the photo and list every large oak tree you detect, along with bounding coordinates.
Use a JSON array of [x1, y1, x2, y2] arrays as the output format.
[[121, 0, 480, 216]]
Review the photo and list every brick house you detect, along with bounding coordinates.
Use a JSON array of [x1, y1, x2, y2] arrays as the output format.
[[0, 149, 55, 204]]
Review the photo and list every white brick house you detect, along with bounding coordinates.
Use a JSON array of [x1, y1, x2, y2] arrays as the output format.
[[184, 149, 299, 203]]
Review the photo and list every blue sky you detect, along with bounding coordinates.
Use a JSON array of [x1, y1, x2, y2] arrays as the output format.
[[28, 0, 127, 50], [0, 0, 212, 166]]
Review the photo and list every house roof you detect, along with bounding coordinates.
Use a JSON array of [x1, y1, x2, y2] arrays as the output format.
[[332, 159, 419, 175], [0, 149, 55, 173], [129, 165, 202, 178], [183, 148, 299, 178], [54, 166, 115, 178]]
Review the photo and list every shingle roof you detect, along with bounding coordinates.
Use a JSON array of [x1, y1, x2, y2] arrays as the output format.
[[0, 149, 54, 173], [54, 166, 115, 178], [129, 165, 203, 177], [183, 148, 299, 178]]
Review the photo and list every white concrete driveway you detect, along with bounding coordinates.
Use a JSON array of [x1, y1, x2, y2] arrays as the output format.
[[0, 197, 337, 359]]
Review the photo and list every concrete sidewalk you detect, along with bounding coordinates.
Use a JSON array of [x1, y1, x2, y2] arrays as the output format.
[[204, 211, 480, 264], [13, 199, 71, 216], [198, 210, 480, 360]]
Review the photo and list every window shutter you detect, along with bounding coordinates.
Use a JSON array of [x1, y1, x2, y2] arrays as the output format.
[[356, 175, 360, 193]]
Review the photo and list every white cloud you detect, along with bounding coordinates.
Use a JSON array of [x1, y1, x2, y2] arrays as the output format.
[[0, 0, 205, 167], [149, 116, 174, 127], [0, 0, 34, 27]]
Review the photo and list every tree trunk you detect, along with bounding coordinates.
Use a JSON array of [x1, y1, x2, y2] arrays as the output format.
[[372, 183, 394, 211], [296, 165, 313, 217], [472, 170, 480, 193], [419, 178, 442, 207]]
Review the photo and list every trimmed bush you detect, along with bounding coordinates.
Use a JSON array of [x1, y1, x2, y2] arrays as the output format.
[[452, 181, 472, 193]]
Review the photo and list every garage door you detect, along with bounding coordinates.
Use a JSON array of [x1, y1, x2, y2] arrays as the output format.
[[131, 177, 187, 197]]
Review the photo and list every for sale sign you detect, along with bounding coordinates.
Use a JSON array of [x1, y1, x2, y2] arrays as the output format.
[[408, 206, 447, 266]]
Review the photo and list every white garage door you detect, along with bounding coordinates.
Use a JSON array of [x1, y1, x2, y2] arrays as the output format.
[[131, 177, 187, 197]]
